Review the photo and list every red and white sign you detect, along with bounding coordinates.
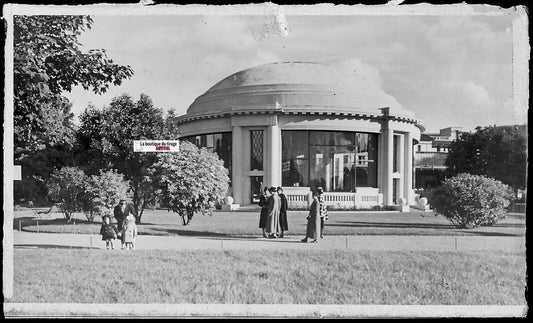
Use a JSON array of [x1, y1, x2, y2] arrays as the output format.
[[133, 140, 180, 152]]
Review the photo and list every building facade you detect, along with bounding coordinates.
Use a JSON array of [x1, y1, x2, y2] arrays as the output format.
[[414, 127, 462, 189], [176, 62, 425, 209]]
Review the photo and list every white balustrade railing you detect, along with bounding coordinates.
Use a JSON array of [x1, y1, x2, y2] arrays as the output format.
[[283, 187, 383, 210]]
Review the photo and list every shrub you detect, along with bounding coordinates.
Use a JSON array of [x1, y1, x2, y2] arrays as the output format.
[[82, 169, 131, 222], [428, 173, 512, 229], [153, 141, 230, 225], [47, 167, 89, 223]]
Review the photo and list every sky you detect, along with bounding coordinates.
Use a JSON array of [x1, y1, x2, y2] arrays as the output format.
[[63, 10, 524, 133]]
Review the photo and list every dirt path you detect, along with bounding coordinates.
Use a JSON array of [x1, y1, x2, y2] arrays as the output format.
[[13, 231, 526, 252]]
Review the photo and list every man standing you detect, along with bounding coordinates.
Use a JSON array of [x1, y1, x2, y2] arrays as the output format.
[[113, 199, 135, 232], [277, 186, 288, 238], [317, 187, 328, 239]]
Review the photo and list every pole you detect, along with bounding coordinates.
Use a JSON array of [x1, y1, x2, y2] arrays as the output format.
[[18, 219, 21, 231], [454, 237, 457, 250], [36, 220, 39, 233], [345, 235, 348, 251]]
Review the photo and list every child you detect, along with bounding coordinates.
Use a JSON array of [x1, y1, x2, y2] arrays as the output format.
[[99, 215, 118, 250], [121, 213, 137, 250]]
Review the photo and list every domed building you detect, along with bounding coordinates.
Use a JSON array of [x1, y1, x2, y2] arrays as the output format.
[[176, 62, 424, 210]]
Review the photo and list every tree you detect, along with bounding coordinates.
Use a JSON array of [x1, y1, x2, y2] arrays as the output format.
[[74, 105, 112, 174], [445, 125, 527, 194], [82, 169, 131, 222], [154, 142, 230, 225], [46, 166, 88, 223], [75, 94, 173, 223], [14, 15, 133, 155], [14, 141, 75, 205], [428, 173, 512, 229]]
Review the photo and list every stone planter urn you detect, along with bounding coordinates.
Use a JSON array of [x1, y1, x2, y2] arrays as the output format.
[[224, 196, 234, 205]]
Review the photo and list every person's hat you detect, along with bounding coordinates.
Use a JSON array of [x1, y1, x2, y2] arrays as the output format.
[[268, 186, 277, 193], [276, 186, 283, 192], [317, 187, 324, 194]]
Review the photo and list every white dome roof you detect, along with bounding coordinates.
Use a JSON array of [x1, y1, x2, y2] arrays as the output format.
[[186, 62, 414, 118]]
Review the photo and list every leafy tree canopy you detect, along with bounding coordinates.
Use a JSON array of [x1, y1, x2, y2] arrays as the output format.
[[445, 125, 527, 192], [82, 169, 131, 222], [75, 93, 177, 222], [14, 15, 133, 154], [154, 142, 230, 225]]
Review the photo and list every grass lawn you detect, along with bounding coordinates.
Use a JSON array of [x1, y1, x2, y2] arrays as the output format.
[[14, 208, 526, 237], [12, 248, 526, 305]]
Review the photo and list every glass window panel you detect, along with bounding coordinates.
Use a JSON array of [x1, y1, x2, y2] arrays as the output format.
[[309, 146, 327, 191], [282, 131, 309, 187], [393, 135, 398, 172], [283, 130, 378, 191], [282, 131, 308, 159], [309, 131, 334, 146], [213, 134, 222, 154], [355, 133, 378, 188], [206, 134, 214, 148], [310, 131, 355, 147], [181, 132, 233, 185], [200, 135, 207, 147], [367, 133, 378, 187], [334, 132, 355, 146], [250, 130, 263, 171]]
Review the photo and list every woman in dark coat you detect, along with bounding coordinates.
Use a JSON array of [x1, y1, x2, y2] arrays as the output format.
[[277, 186, 288, 237], [258, 187, 270, 237], [301, 191, 321, 243]]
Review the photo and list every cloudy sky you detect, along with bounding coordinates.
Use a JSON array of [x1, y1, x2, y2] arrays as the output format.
[[64, 9, 523, 133]]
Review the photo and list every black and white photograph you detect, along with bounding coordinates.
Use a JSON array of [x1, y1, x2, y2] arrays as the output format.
[[3, 2, 528, 318]]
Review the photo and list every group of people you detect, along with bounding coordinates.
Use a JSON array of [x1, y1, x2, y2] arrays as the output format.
[[258, 186, 289, 238], [99, 199, 138, 250], [100, 190, 329, 248], [258, 186, 328, 243]]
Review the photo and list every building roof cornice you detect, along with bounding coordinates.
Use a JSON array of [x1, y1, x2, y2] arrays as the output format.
[[175, 108, 425, 132]]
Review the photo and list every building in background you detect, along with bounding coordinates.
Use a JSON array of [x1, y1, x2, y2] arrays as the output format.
[[414, 127, 462, 189], [176, 62, 425, 210]]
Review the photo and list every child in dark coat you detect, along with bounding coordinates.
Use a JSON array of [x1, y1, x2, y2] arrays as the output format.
[[100, 215, 118, 250]]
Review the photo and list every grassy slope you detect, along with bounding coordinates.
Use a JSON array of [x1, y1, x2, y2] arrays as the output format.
[[13, 248, 526, 305], [15, 209, 526, 237]]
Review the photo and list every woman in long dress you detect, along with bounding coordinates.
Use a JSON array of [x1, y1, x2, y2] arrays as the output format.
[[265, 187, 281, 238], [258, 187, 270, 237], [301, 191, 321, 243]]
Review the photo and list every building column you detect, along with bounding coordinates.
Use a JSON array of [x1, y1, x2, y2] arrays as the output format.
[[265, 124, 282, 188], [397, 134, 405, 202], [231, 126, 244, 204], [384, 128, 394, 206], [404, 132, 414, 205]]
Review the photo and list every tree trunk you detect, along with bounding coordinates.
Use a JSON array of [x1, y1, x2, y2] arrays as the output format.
[[180, 214, 188, 226], [136, 199, 147, 225], [65, 211, 72, 223]]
